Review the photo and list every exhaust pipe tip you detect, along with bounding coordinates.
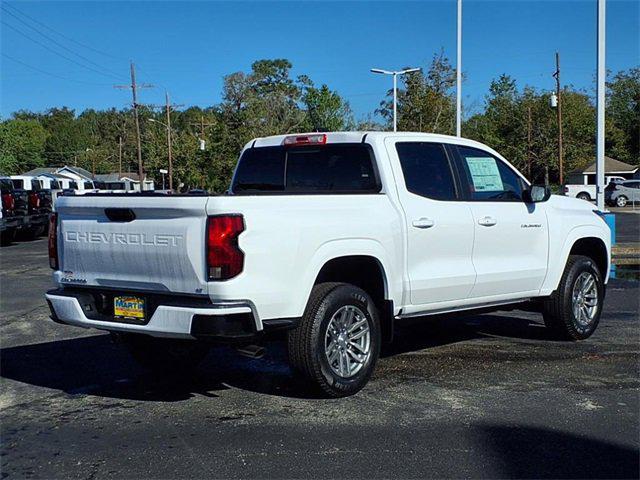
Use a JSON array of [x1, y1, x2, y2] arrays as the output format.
[[235, 344, 265, 359]]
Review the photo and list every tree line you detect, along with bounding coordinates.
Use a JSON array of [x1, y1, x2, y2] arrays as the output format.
[[1, 56, 637, 190]]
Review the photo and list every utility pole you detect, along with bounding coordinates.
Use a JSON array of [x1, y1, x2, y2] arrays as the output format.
[[553, 52, 564, 185], [527, 104, 532, 179], [149, 94, 183, 191], [118, 136, 123, 178], [114, 62, 153, 190], [190, 115, 215, 150]]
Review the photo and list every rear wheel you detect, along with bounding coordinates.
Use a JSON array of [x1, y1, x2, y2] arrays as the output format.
[[577, 192, 591, 201], [0, 229, 16, 246], [615, 195, 628, 207], [287, 282, 381, 397], [116, 333, 210, 374], [542, 255, 604, 340], [20, 225, 44, 240]]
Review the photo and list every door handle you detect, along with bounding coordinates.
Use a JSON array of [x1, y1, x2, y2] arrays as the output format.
[[412, 217, 435, 229], [478, 216, 497, 227]]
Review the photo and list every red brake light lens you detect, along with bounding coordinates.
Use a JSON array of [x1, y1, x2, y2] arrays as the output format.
[[28, 192, 40, 208], [1, 193, 14, 211], [206, 215, 245, 280], [283, 134, 327, 146], [48, 213, 58, 270]]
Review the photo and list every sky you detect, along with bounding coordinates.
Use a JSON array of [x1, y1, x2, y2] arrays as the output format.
[[1, 0, 638, 121]]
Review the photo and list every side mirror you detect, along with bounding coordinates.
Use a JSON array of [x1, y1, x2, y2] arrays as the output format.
[[523, 185, 551, 203]]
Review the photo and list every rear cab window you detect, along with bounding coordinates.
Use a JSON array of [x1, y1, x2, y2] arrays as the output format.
[[1, 179, 14, 193], [232, 143, 380, 194]]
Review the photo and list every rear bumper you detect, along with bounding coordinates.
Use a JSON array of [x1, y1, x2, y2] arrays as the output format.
[[0, 217, 21, 231], [46, 288, 261, 341]]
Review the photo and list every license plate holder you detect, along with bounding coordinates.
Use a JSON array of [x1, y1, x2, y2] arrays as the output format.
[[113, 295, 146, 322]]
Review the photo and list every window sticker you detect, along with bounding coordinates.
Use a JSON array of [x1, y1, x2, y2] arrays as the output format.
[[465, 157, 504, 192]]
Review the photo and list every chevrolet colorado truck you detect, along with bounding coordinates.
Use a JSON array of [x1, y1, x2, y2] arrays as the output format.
[[46, 132, 611, 397]]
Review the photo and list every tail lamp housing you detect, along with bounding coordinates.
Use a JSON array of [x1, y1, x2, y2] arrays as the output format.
[[28, 192, 40, 209], [206, 215, 245, 280], [1, 193, 14, 212], [48, 213, 58, 270]]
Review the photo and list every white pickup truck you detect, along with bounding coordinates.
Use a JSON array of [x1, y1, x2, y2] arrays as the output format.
[[564, 175, 626, 201], [46, 132, 611, 397]]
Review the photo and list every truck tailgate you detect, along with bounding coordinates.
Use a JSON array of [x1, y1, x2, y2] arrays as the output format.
[[55, 196, 209, 295]]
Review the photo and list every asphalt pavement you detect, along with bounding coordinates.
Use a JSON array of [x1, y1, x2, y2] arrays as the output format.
[[1, 238, 638, 479], [612, 210, 640, 244]]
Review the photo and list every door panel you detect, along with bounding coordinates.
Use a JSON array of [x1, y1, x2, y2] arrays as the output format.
[[467, 202, 548, 297], [453, 145, 549, 298], [386, 139, 476, 305]]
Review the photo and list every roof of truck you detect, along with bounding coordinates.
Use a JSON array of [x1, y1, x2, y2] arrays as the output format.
[[248, 131, 494, 150]]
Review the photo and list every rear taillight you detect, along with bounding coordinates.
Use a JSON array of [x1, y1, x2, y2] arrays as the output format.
[[206, 215, 244, 280], [28, 192, 40, 209], [1, 193, 14, 212], [48, 213, 58, 270]]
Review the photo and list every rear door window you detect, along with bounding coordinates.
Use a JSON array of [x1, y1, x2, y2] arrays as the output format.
[[232, 144, 379, 194], [395, 142, 457, 200], [11, 179, 23, 189]]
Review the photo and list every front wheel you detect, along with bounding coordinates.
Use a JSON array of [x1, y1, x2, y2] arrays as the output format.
[[542, 255, 604, 340], [616, 195, 628, 207], [287, 283, 381, 397]]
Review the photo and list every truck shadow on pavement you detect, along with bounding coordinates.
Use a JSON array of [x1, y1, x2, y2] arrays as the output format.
[[475, 425, 639, 479], [1, 312, 560, 402]]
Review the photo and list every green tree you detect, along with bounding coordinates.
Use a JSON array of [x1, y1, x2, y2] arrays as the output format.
[[298, 76, 353, 131], [0, 119, 48, 174]]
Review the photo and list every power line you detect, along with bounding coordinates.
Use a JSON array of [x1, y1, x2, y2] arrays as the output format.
[[2, 2, 125, 61], [1, 21, 124, 81], [1, 7, 124, 79], [2, 53, 113, 86]]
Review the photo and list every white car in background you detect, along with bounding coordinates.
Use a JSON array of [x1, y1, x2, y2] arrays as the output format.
[[564, 176, 626, 201]]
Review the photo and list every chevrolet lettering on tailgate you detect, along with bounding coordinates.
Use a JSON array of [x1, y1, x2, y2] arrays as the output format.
[[64, 231, 182, 247]]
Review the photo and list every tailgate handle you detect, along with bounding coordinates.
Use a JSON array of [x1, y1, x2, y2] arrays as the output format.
[[105, 208, 136, 222]]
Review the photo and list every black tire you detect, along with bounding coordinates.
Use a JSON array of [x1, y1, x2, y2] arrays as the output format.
[[20, 225, 44, 240], [287, 282, 381, 398], [577, 192, 591, 201], [542, 255, 605, 341], [615, 195, 628, 207], [0, 229, 16, 246], [117, 332, 210, 374]]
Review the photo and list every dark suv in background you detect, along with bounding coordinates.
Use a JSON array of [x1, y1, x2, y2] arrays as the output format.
[[1, 176, 27, 244]]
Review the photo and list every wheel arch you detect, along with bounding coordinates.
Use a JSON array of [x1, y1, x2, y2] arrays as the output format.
[[297, 240, 401, 342], [542, 227, 611, 295]]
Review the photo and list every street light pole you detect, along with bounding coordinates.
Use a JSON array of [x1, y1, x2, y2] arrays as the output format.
[[596, 0, 606, 211], [371, 67, 421, 132], [456, 0, 462, 137], [393, 73, 398, 132]]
